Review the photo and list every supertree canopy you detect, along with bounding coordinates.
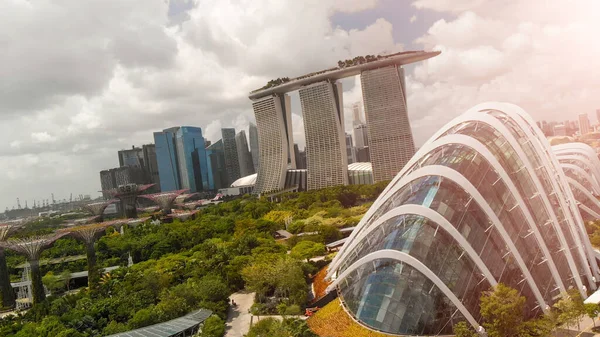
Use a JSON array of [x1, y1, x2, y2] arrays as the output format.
[[58, 223, 115, 290], [3, 233, 67, 304], [104, 184, 155, 219], [0, 224, 21, 308], [140, 189, 188, 214], [82, 199, 116, 222]]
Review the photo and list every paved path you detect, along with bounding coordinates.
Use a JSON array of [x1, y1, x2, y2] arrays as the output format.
[[225, 291, 255, 337]]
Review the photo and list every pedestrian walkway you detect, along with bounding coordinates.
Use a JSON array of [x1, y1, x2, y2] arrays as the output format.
[[225, 291, 255, 337]]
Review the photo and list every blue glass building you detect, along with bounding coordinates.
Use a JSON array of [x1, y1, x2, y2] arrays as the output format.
[[154, 127, 180, 192], [154, 126, 209, 193]]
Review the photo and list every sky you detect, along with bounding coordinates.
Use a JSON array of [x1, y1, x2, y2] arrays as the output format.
[[2, 0, 600, 210]]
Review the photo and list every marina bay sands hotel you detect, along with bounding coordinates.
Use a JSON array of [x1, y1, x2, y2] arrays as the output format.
[[249, 50, 440, 195]]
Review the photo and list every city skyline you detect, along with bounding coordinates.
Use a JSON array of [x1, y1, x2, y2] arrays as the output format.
[[2, 0, 600, 210]]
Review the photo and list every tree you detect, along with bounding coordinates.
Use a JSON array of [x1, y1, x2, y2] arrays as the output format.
[[200, 315, 225, 337], [479, 283, 526, 337], [554, 289, 586, 332], [290, 241, 326, 262], [585, 303, 599, 327], [453, 321, 477, 337]]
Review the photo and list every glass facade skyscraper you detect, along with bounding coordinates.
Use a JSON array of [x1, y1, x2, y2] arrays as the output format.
[[327, 102, 599, 336], [154, 126, 208, 193], [154, 127, 181, 192]]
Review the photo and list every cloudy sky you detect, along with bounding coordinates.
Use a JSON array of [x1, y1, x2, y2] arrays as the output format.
[[2, 0, 599, 210]]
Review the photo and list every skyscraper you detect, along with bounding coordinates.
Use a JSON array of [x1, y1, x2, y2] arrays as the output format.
[[579, 113, 591, 135], [596, 109, 600, 125], [299, 81, 348, 190], [206, 140, 228, 190], [154, 126, 208, 193], [154, 127, 180, 192], [235, 130, 255, 177], [361, 65, 414, 182], [221, 128, 241, 185], [293, 144, 307, 169], [249, 122, 260, 173], [251, 94, 296, 194], [118, 147, 144, 167], [345, 133, 355, 164], [175, 127, 209, 192], [142, 144, 160, 191], [248, 50, 439, 194]]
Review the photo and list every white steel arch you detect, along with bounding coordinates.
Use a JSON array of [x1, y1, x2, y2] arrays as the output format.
[[555, 154, 600, 183], [580, 203, 600, 220], [561, 163, 600, 195], [479, 105, 598, 287], [347, 165, 547, 308], [566, 177, 600, 214], [330, 134, 568, 293], [421, 109, 595, 288], [334, 203, 498, 286], [327, 249, 482, 331], [479, 104, 599, 284], [508, 106, 600, 281]]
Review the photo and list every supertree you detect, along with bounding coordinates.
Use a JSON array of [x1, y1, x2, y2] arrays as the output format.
[[82, 199, 116, 222], [0, 224, 21, 308], [140, 189, 188, 215], [3, 233, 67, 305], [103, 184, 155, 219], [58, 222, 115, 290]]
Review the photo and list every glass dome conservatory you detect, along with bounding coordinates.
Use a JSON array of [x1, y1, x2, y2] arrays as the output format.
[[326, 102, 599, 336]]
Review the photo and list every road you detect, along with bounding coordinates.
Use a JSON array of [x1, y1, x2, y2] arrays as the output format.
[[225, 291, 255, 337]]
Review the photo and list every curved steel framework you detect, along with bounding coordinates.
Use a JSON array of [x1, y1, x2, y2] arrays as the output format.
[[328, 102, 600, 336]]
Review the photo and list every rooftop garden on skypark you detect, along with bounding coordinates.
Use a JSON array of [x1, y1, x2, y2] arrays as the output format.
[[250, 50, 426, 93]]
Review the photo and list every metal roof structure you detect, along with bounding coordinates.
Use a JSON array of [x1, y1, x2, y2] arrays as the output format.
[[347, 162, 372, 171], [106, 309, 212, 337]]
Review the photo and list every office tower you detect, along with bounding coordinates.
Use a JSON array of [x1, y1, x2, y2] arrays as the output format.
[[352, 102, 363, 126], [249, 122, 260, 173], [154, 126, 208, 193], [142, 144, 160, 191], [356, 146, 370, 162], [235, 130, 255, 177], [293, 144, 306, 170], [154, 127, 181, 192], [345, 134, 356, 164], [99, 167, 147, 199], [299, 81, 348, 190], [175, 127, 209, 193], [361, 65, 414, 182], [579, 113, 591, 135], [596, 109, 600, 125], [221, 128, 241, 185], [353, 124, 369, 149], [118, 146, 144, 167], [206, 140, 228, 190], [554, 124, 567, 136], [251, 94, 296, 194]]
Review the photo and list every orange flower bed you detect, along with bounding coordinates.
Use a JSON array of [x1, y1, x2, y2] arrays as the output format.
[[307, 298, 395, 337], [312, 265, 331, 300]]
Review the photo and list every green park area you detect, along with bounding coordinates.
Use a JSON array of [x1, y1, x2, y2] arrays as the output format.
[[0, 182, 387, 336]]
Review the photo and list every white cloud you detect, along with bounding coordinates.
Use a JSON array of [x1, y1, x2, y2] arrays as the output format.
[[31, 132, 57, 143], [407, 0, 600, 145], [410, 15, 417, 23], [0, 0, 405, 209]]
